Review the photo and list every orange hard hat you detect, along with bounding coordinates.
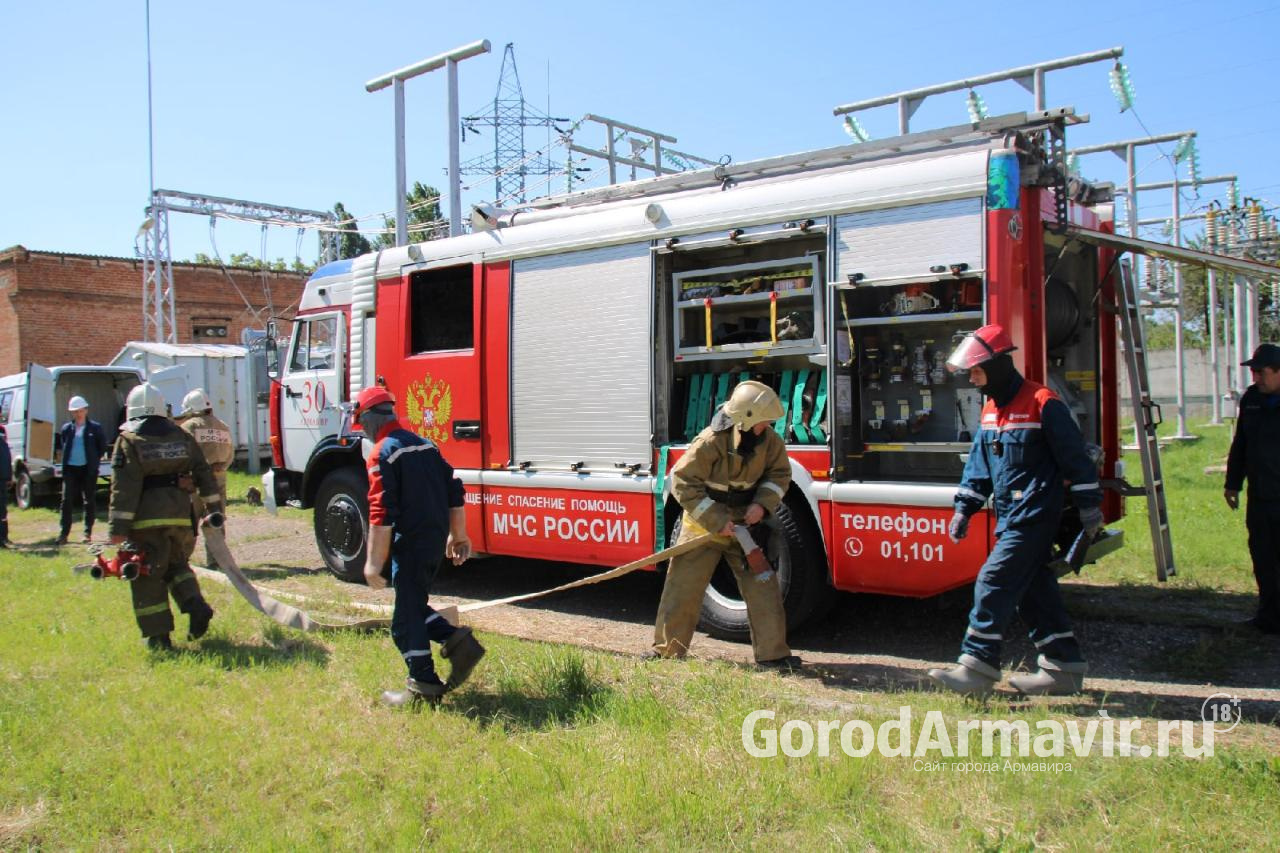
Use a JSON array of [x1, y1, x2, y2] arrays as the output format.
[[946, 324, 1017, 372], [351, 386, 395, 423]]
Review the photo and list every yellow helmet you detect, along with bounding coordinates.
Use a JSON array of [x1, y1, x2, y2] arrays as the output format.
[[723, 380, 784, 429]]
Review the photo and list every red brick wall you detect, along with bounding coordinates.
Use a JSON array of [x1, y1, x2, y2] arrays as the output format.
[[0, 247, 305, 375]]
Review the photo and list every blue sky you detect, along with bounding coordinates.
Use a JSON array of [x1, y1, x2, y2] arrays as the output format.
[[3, 1, 1278, 266]]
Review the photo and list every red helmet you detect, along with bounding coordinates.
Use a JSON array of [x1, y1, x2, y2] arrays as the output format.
[[351, 386, 395, 424], [946, 324, 1017, 372]]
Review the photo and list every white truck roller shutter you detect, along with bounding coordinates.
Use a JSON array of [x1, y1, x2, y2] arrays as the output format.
[[511, 243, 652, 470], [836, 197, 984, 282]]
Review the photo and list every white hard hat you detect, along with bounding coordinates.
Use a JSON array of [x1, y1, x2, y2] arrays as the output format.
[[180, 388, 213, 417], [67, 395, 89, 412], [126, 383, 167, 420], [723, 380, 784, 430]]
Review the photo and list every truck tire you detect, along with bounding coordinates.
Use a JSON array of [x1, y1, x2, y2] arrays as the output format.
[[694, 490, 831, 642], [313, 467, 368, 583], [14, 469, 37, 510]]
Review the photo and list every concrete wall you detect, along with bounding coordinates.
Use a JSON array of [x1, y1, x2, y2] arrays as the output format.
[[1118, 346, 1245, 420], [0, 246, 305, 375]]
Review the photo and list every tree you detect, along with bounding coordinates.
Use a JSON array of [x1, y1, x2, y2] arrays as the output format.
[[333, 201, 371, 260], [373, 181, 446, 249]]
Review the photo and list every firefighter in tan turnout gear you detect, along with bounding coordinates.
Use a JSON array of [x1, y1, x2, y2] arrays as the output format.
[[652, 380, 800, 668], [109, 383, 223, 651], [176, 388, 233, 566]]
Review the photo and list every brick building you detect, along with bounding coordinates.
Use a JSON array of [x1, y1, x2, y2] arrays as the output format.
[[0, 245, 307, 375]]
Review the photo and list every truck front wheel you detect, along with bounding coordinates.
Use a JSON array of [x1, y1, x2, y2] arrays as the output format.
[[313, 467, 368, 583], [693, 490, 831, 642]]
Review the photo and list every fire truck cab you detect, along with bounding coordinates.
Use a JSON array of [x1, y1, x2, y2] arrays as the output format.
[[265, 109, 1124, 640]]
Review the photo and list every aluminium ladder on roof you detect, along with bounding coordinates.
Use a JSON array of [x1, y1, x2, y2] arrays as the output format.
[[1115, 258, 1176, 581]]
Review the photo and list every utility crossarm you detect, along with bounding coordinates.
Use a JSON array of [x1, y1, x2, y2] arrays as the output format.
[[833, 47, 1122, 134], [153, 190, 336, 227], [569, 114, 716, 185], [531, 107, 1084, 211]]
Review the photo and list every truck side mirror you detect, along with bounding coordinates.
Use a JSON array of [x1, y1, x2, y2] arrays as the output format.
[[264, 321, 279, 380]]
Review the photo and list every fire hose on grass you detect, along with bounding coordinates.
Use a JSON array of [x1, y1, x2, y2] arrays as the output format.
[[77, 516, 772, 634]]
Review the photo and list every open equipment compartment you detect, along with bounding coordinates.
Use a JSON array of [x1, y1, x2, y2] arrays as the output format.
[[662, 225, 828, 447]]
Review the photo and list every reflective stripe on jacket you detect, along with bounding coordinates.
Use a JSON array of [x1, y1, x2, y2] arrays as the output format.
[[954, 376, 1101, 534], [366, 419, 465, 556], [109, 417, 222, 536], [672, 418, 792, 535]]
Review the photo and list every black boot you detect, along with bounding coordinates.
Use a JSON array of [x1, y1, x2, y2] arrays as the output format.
[[381, 677, 446, 707], [147, 634, 174, 651], [187, 598, 214, 640]]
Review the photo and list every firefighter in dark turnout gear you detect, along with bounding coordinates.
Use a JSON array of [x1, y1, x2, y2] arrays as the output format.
[[927, 325, 1103, 696], [108, 383, 223, 650], [1224, 343, 1280, 635], [352, 387, 484, 706]]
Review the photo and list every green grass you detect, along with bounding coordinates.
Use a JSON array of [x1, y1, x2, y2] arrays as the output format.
[[1081, 420, 1254, 594], [3, 539, 1280, 850], [3, 442, 1278, 848]]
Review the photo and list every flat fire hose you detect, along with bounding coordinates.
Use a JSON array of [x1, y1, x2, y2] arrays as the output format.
[[197, 519, 717, 633], [200, 522, 388, 632]]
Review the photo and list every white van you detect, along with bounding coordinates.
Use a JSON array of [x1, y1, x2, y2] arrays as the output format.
[[0, 364, 184, 508]]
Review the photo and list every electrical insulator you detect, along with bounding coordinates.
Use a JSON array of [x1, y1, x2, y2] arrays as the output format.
[[1228, 182, 1239, 209], [1109, 62, 1135, 112], [842, 116, 870, 143], [1144, 258, 1155, 289], [966, 89, 988, 123], [1249, 204, 1262, 241], [1205, 208, 1218, 248]]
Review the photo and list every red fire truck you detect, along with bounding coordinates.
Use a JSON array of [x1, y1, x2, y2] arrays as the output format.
[[263, 108, 1129, 640]]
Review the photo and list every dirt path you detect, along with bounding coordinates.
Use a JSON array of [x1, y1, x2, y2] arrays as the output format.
[[29, 508, 1280, 726]]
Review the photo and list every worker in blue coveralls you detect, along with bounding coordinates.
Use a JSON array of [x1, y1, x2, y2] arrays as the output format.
[[927, 324, 1104, 696], [353, 386, 485, 707]]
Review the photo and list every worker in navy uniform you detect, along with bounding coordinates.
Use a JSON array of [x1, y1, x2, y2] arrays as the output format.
[[927, 324, 1104, 695], [1224, 343, 1280, 635], [651, 380, 798, 668], [57, 395, 108, 545], [108, 383, 223, 650], [353, 386, 485, 706]]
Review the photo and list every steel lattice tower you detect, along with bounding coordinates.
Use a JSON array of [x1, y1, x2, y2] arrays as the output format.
[[461, 43, 568, 205]]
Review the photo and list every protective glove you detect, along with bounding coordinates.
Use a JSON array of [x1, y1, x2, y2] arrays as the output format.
[[1078, 506, 1105, 538], [948, 511, 970, 543]]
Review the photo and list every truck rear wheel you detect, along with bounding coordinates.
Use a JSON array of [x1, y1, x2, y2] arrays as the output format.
[[688, 490, 831, 642], [14, 469, 38, 510], [313, 467, 368, 583]]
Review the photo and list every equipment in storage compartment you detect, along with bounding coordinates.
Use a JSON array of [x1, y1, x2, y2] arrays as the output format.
[[663, 228, 828, 445], [510, 242, 653, 472]]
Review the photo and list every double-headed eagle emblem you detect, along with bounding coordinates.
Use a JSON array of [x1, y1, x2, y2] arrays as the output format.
[[403, 375, 453, 445]]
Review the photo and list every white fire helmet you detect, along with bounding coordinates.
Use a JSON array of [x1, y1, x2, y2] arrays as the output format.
[[126, 383, 168, 420], [67, 395, 90, 412], [181, 388, 213, 418], [723, 380, 784, 430]]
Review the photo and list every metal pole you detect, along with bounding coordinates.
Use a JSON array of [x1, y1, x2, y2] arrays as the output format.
[[1171, 178, 1190, 437], [1033, 68, 1045, 111], [244, 343, 260, 475], [1234, 274, 1248, 395], [393, 77, 407, 246], [365, 40, 491, 246], [447, 58, 461, 237], [1246, 278, 1259, 355], [1208, 268, 1222, 423]]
